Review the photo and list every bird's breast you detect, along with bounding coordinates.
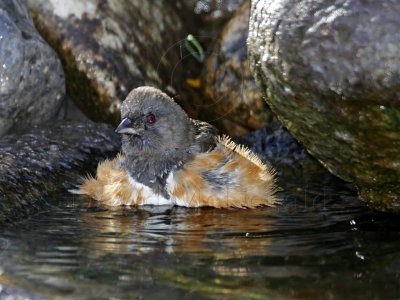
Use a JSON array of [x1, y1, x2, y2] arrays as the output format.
[[79, 155, 173, 206], [125, 174, 172, 206]]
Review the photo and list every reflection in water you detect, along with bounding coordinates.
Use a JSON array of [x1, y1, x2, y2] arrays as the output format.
[[0, 174, 400, 299], [82, 205, 275, 259]]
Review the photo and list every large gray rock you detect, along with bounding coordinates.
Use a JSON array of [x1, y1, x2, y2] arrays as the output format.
[[0, 0, 65, 136], [28, 0, 186, 125], [202, 1, 273, 135], [248, 0, 400, 212], [0, 121, 120, 224]]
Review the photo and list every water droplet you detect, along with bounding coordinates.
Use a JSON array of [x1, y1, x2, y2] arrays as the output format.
[[355, 251, 365, 260]]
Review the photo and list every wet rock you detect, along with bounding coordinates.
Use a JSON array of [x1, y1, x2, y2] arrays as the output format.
[[248, 0, 400, 213], [0, 283, 48, 300], [27, 0, 186, 125], [0, 0, 65, 136], [0, 121, 120, 224], [237, 122, 328, 181], [176, 0, 245, 38], [172, 0, 248, 133], [64, 97, 90, 122], [202, 1, 273, 134]]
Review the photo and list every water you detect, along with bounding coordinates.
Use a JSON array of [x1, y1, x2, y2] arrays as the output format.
[[0, 174, 400, 299]]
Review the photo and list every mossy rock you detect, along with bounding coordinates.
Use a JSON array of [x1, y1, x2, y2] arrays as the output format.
[[28, 0, 186, 125], [248, 0, 400, 213]]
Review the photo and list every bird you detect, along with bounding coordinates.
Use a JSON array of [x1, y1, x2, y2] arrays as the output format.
[[71, 86, 277, 208]]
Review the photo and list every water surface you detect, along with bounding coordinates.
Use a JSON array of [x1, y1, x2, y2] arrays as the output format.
[[0, 174, 399, 299]]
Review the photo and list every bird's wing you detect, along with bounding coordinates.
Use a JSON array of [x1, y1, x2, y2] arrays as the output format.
[[190, 119, 218, 153]]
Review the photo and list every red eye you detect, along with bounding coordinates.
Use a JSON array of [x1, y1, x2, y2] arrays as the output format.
[[146, 113, 156, 124]]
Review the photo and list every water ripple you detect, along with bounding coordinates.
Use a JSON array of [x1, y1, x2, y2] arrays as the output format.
[[0, 178, 399, 299]]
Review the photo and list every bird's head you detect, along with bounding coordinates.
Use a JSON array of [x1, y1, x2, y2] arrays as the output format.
[[116, 86, 194, 158]]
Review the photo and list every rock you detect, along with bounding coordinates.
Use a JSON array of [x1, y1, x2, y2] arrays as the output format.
[[0, 282, 47, 300], [202, 1, 273, 134], [176, 0, 245, 38], [248, 0, 400, 213], [237, 122, 328, 181], [64, 97, 90, 121], [27, 0, 186, 125], [0, 0, 65, 136], [0, 121, 120, 224]]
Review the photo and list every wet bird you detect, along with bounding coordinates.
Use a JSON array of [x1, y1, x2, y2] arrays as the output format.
[[72, 86, 277, 208]]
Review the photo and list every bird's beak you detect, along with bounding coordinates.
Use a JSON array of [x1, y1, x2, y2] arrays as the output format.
[[115, 117, 140, 135]]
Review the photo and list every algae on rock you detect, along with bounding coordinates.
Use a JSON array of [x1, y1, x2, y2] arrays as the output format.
[[248, 0, 400, 213]]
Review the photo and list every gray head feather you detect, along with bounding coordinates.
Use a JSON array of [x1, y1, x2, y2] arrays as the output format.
[[117, 86, 217, 197]]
